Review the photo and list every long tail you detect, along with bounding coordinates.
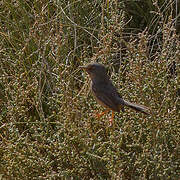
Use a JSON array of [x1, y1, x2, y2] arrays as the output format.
[[123, 100, 150, 115]]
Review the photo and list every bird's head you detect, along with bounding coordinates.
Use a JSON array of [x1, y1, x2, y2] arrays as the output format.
[[80, 63, 108, 81]]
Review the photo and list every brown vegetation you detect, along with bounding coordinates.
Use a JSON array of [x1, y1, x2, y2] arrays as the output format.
[[0, 0, 179, 179]]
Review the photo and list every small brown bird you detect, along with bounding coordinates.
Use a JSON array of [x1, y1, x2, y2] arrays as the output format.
[[80, 63, 150, 124]]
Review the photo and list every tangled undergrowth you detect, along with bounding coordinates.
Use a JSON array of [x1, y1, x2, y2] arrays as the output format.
[[0, 0, 179, 179]]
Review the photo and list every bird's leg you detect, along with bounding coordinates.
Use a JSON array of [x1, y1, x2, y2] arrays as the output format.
[[109, 111, 114, 126], [96, 109, 110, 119]]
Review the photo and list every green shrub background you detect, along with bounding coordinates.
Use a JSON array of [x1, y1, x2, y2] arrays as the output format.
[[0, 0, 179, 179]]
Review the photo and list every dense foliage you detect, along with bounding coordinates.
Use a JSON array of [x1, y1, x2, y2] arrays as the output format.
[[0, 0, 179, 179]]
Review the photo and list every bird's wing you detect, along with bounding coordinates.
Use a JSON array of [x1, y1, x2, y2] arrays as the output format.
[[92, 81, 125, 112]]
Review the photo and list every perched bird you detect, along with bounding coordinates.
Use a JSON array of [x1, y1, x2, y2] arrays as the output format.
[[80, 63, 150, 124]]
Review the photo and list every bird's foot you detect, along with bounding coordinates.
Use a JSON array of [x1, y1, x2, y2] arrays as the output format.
[[95, 109, 110, 119], [108, 111, 115, 126]]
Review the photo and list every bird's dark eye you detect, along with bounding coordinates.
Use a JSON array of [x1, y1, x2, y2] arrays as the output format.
[[91, 65, 95, 69], [89, 65, 95, 70]]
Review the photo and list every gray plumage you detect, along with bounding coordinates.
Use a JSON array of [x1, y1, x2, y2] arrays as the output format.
[[80, 63, 149, 115]]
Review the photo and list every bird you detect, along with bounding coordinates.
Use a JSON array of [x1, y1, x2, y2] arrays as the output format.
[[80, 63, 150, 125]]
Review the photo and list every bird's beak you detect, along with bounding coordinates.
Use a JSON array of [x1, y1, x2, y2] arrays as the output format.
[[79, 65, 88, 70]]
